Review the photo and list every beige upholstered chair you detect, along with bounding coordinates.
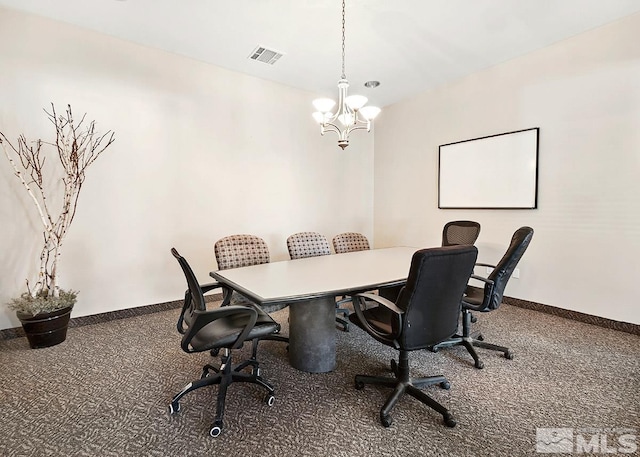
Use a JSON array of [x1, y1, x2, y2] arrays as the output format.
[[214, 234, 288, 314], [286, 232, 349, 331], [332, 232, 373, 318], [286, 231, 332, 259], [332, 232, 370, 254]]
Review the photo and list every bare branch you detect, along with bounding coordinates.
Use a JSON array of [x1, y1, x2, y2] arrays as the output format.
[[1, 104, 115, 297]]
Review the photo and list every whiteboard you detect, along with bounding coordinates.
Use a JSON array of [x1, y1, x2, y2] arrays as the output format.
[[438, 128, 539, 209]]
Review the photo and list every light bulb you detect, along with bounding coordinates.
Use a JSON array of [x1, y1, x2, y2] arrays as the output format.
[[312, 98, 336, 113], [360, 106, 381, 120], [312, 112, 325, 124], [345, 95, 368, 111], [338, 113, 354, 126]]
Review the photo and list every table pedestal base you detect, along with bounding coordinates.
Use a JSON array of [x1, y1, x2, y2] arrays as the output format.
[[288, 297, 337, 373]]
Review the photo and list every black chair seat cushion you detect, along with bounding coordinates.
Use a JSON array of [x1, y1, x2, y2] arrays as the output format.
[[190, 307, 280, 351], [462, 286, 485, 309], [348, 305, 395, 334]]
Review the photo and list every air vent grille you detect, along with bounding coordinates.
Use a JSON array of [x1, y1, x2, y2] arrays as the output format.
[[248, 46, 284, 65]]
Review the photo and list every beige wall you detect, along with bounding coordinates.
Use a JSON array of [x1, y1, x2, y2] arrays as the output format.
[[2, 7, 638, 330], [0, 7, 374, 330], [374, 13, 640, 324]]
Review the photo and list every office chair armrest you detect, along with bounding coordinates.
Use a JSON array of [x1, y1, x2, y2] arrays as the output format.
[[464, 275, 495, 312], [182, 305, 259, 353], [470, 274, 493, 283], [201, 282, 222, 295], [356, 292, 404, 314], [177, 282, 225, 334], [220, 286, 234, 306], [475, 262, 496, 269], [352, 293, 403, 348]]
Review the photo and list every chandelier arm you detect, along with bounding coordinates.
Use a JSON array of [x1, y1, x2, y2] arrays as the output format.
[[321, 123, 342, 135], [344, 122, 372, 135]]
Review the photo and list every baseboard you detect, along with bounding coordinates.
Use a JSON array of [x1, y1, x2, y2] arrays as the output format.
[[2, 292, 637, 340], [503, 295, 639, 336], [0, 293, 223, 341]]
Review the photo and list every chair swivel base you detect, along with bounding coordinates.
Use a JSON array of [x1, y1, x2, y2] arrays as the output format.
[[169, 352, 275, 437], [336, 305, 350, 332], [431, 334, 514, 369], [354, 351, 456, 428], [336, 315, 350, 332]]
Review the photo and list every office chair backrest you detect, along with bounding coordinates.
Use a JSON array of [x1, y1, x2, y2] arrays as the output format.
[[483, 226, 534, 310], [171, 248, 206, 330], [394, 245, 478, 350], [287, 232, 331, 259], [442, 220, 481, 246], [215, 234, 270, 270], [332, 232, 371, 254]]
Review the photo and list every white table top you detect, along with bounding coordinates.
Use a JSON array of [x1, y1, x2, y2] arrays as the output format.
[[210, 246, 418, 305]]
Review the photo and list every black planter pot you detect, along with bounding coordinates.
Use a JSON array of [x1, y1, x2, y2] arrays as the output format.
[[16, 306, 73, 349]]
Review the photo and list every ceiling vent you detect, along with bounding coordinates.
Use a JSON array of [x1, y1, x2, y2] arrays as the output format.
[[248, 46, 284, 65]]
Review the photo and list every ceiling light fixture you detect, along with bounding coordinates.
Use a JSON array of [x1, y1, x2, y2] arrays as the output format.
[[312, 0, 380, 150]]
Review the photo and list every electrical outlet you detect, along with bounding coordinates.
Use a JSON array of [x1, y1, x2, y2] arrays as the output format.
[[513, 268, 520, 279]]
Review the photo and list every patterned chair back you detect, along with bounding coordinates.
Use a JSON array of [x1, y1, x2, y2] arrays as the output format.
[[214, 234, 287, 313], [286, 232, 331, 259], [214, 234, 270, 270], [332, 232, 370, 254]]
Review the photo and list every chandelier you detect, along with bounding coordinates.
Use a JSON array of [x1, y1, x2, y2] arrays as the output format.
[[312, 0, 381, 150]]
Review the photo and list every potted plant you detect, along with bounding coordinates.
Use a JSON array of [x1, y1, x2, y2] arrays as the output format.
[[0, 104, 114, 348]]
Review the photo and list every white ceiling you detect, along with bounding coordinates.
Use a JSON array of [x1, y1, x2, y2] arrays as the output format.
[[1, 0, 640, 107]]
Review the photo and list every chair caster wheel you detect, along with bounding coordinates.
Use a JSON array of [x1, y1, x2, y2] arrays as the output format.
[[210, 348, 220, 357], [169, 402, 180, 415], [209, 425, 222, 437], [443, 413, 456, 428], [471, 315, 477, 323], [430, 346, 439, 353], [476, 334, 484, 341], [474, 360, 484, 369], [355, 380, 365, 390], [440, 381, 451, 390], [504, 350, 514, 360], [380, 413, 393, 428], [264, 393, 275, 406]]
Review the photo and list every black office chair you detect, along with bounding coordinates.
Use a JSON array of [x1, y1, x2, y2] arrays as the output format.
[[169, 248, 280, 437], [286, 231, 350, 331], [431, 227, 534, 369], [350, 245, 478, 428], [442, 220, 481, 246], [442, 220, 481, 323]]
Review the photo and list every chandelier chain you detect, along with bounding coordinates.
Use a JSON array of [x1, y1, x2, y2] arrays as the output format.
[[341, 0, 346, 79]]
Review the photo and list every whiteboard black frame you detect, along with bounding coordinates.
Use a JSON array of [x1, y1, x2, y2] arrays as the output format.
[[438, 128, 539, 209]]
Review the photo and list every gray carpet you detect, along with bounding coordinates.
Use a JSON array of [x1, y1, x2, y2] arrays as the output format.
[[0, 303, 638, 457]]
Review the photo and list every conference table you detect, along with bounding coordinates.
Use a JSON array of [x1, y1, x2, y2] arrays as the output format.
[[210, 246, 417, 373]]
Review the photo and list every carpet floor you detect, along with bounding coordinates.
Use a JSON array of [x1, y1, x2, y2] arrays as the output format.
[[0, 303, 638, 457]]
